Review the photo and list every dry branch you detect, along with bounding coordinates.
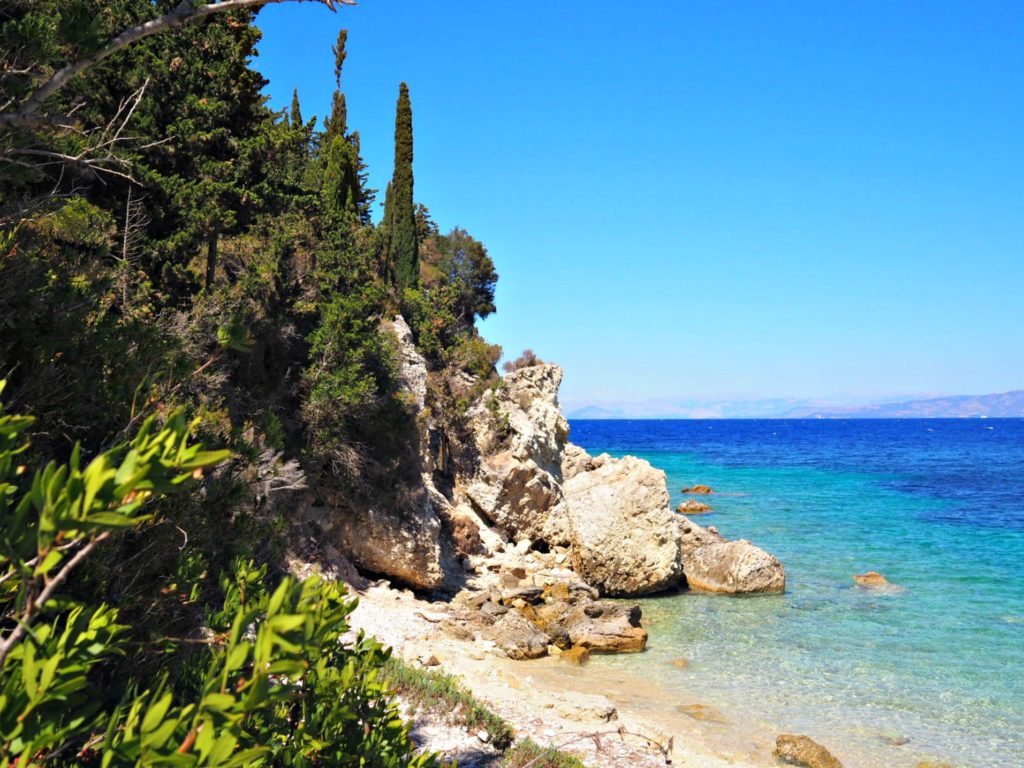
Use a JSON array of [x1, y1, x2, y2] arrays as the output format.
[[0, 0, 352, 128]]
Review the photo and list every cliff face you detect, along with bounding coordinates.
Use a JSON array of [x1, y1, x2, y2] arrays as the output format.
[[325, 317, 784, 600]]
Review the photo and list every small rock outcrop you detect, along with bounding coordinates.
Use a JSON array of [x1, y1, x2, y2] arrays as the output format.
[[773, 734, 844, 768], [386, 316, 428, 411], [454, 581, 647, 656], [563, 454, 682, 596]]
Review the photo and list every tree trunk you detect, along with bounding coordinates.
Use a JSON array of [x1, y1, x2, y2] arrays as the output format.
[[205, 231, 219, 290]]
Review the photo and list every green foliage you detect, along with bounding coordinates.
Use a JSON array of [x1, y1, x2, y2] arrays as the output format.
[[0, 389, 435, 767], [452, 335, 502, 381], [422, 227, 498, 324], [0, 10, 510, 766], [381, 657, 514, 750], [321, 135, 360, 221], [401, 286, 461, 368], [487, 390, 511, 443], [501, 739, 587, 768]]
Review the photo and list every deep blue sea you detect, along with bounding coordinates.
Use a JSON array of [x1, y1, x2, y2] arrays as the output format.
[[569, 419, 1024, 768]]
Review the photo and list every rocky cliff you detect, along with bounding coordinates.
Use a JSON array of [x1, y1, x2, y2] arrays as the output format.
[[326, 316, 785, 611]]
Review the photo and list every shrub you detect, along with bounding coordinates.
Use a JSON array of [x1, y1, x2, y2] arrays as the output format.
[[502, 349, 544, 373], [501, 738, 587, 768], [452, 334, 502, 380], [381, 657, 515, 750]]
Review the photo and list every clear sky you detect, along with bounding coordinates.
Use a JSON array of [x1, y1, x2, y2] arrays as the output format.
[[254, 1, 1023, 412]]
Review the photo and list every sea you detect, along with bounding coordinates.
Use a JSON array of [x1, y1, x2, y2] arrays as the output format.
[[568, 418, 1024, 768]]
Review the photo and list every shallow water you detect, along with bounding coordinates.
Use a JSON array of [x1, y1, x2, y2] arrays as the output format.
[[569, 419, 1024, 768]]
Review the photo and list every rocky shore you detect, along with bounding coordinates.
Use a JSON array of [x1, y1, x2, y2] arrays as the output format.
[[295, 316, 795, 765]]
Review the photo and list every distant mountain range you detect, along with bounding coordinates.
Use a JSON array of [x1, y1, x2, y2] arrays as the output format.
[[793, 389, 1024, 419], [566, 389, 1024, 420]]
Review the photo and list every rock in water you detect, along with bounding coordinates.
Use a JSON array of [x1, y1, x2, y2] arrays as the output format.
[[773, 734, 844, 768], [564, 454, 682, 596], [676, 515, 725, 553], [683, 539, 785, 594], [676, 499, 712, 514], [854, 571, 891, 587], [682, 484, 714, 494], [555, 601, 647, 653]]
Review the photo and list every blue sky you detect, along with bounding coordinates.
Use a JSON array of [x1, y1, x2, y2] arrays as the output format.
[[254, 1, 1024, 412]]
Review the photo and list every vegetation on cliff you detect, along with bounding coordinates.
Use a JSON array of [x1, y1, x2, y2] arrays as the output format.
[[0, 1, 500, 763]]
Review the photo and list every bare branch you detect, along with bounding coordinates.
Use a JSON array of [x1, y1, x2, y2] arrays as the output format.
[[0, 0, 351, 127], [0, 532, 111, 668]]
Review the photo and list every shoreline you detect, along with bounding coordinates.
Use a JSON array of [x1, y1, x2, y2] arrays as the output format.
[[343, 573, 970, 768], [344, 578, 775, 768]]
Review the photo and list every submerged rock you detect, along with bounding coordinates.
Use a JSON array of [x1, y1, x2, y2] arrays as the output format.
[[559, 645, 590, 665], [773, 734, 844, 768], [564, 454, 682, 596], [854, 571, 892, 588], [676, 703, 728, 723], [683, 539, 785, 594]]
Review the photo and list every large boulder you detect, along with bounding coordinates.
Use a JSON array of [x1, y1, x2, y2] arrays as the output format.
[[555, 601, 647, 653], [564, 454, 682, 596], [458, 364, 572, 545], [682, 538, 785, 594], [328, 494, 444, 591], [676, 514, 725, 554]]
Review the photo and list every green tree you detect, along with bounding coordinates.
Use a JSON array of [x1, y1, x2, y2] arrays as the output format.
[[386, 82, 418, 291], [290, 87, 303, 127], [422, 227, 498, 324]]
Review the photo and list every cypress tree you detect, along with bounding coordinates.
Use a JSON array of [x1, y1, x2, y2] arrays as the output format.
[[324, 30, 348, 141], [389, 82, 418, 291], [322, 135, 359, 219], [380, 179, 394, 280], [290, 88, 303, 127]]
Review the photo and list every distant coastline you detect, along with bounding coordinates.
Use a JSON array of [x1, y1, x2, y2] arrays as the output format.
[[567, 388, 1024, 420]]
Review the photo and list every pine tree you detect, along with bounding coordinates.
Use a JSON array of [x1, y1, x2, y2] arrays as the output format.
[[388, 82, 418, 291]]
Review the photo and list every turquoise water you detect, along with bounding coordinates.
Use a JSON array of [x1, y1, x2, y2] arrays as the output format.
[[570, 419, 1024, 768]]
